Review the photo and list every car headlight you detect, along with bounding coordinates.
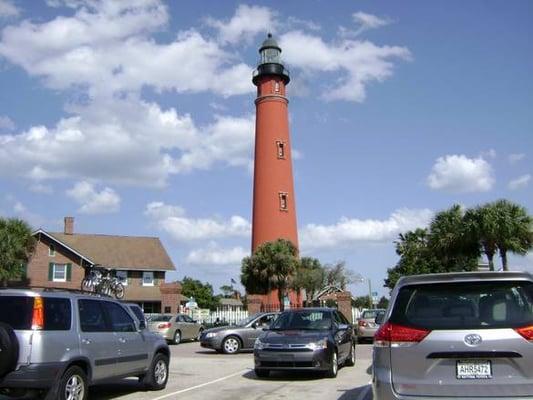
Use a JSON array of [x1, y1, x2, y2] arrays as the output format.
[[305, 339, 328, 351], [254, 338, 265, 350], [205, 332, 217, 338]]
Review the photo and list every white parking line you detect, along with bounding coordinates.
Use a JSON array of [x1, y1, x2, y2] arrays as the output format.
[[151, 369, 250, 400]]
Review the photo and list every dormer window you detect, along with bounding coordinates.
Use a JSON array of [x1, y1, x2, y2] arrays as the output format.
[[49, 244, 55, 257]]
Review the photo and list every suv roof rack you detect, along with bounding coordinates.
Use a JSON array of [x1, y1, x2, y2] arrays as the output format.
[[0, 286, 113, 298]]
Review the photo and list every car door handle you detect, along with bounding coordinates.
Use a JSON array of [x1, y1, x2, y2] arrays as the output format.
[[118, 337, 127, 343], [81, 338, 91, 345]]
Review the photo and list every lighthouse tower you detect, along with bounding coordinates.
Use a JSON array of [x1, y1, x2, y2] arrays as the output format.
[[251, 34, 299, 307]]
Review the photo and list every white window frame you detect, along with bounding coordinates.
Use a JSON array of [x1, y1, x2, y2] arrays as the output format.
[[53, 263, 67, 282], [142, 271, 154, 287], [116, 270, 128, 286], [49, 244, 56, 257]]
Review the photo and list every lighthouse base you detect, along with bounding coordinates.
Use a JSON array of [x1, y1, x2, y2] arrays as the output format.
[[247, 290, 303, 314]]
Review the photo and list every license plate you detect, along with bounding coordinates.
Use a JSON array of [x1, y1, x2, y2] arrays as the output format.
[[456, 360, 492, 379]]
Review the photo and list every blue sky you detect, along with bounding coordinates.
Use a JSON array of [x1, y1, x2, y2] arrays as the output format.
[[0, 0, 532, 297]]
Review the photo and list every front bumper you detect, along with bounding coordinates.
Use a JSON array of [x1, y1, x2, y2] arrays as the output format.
[[254, 348, 331, 371], [0, 362, 66, 389], [200, 335, 223, 350]]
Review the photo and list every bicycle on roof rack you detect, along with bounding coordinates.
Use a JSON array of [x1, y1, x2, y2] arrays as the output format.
[[81, 264, 125, 299]]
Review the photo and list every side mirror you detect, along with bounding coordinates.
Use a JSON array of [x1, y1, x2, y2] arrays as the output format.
[[375, 312, 385, 325]]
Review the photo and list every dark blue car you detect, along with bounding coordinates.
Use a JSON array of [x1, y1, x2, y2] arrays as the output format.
[[253, 308, 356, 378]]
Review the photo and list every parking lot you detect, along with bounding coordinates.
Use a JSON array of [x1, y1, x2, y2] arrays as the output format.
[[87, 342, 373, 400]]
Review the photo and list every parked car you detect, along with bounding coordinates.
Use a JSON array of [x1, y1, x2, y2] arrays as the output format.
[[0, 288, 170, 400], [254, 308, 356, 378], [373, 271, 533, 400], [148, 313, 204, 344], [356, 308, 386, 342], [125, 302, 148, 330], [200, 312, 278, 354]]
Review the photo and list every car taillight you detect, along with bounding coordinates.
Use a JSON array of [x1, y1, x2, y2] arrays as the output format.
[[515, 325, 533, 341], [374, 322, 430, 347], [31, 296, 44, 330], [158, 323, 171, 329], [358, 320, 367, 327]]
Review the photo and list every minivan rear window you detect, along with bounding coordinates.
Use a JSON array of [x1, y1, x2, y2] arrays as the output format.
[[390, 281, 533, 330], [0, 296, 71, 330]]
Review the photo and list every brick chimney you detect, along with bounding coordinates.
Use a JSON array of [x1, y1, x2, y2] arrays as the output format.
[[64, 217, 74, 235]]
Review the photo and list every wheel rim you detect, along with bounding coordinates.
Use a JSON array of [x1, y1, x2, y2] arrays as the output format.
[[154, 360, 167, 385], [332, 353, 338, 375], [197, 330, 203, 340], [174, 331, 180, 343], [65, 374, 84, 400], [224, 338, 239, 353]]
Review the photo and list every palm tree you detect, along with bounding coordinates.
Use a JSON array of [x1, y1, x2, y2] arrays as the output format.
[[464, 205, 499, 271], [491, 200, 533, 271], [240, 239, 299, 311], [291, 257, 325, 306], [0, 218, 35, 286]]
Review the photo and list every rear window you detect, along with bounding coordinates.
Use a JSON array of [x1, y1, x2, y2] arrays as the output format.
[[129, 305, 145, 322], [390, 281, 533, 330], [0, 296, 71, 330], [362, 310, 384, 319], [150, 315, 172, 322]]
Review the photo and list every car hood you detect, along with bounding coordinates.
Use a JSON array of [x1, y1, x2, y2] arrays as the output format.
[[260, 330, 328, 344]]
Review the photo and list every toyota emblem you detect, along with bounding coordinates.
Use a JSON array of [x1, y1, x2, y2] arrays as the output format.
[[464, 334, 482, 346]]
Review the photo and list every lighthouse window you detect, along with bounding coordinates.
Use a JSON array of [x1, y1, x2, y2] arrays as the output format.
[[274, 81, 280, 93], [279, 192, 288, 211], [276, 141, 285, 159]]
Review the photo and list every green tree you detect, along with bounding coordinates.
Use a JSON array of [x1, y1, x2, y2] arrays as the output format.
[[0, 218, 35, 286], [385, 229, 436, 289], [464, 204, 499, 271], [324, 261, 355, 290], [181, 276, 219, 310], [219, 284, 234, 298], [240, 239, 299, 311], [291, 257, 325, 305], [491, 200, 533, 271], [352, 296, 372, 309], [377, 296, 389, 309]]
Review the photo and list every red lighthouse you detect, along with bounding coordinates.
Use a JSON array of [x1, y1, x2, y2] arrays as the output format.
[[251, 34, 299, 307]]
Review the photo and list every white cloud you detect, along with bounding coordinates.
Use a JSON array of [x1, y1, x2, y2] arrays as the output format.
[[0, 0, 19, 18], [0, 1, 252, 97], [352, 12, 390, 31], [286, 16, 321, 32], [29, 183, 54, 194], [279, 31, 410, 102], [0, 97, 254, 187], [300, 208, 433, 250], [206, 4, 277, 45], [66, 181, 120, 214], [509, 153, 525, 164], [481, 149, 496, 159], [427, 154, 494, 193], [0, 115, 15, 131], [145, 202, 251, 242], [186, 244, 248, 265], [508, 174, 531, 190]]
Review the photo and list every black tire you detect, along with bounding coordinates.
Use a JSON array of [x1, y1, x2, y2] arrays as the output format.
[[222, 336, 241, 354], [345, 343, 356, 367], [142, 353, 169, 391], [255, 369, 270, 378], [0, 322, 19, 378], [57, 365, 88, 400], [196, 328, 204, 341], [173, 330, 181, 345], [325, 350, 338, 378]]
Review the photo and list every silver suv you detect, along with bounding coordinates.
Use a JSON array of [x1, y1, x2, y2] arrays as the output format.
[[0, 288, 170, 400], [373, 271, 533, 399]]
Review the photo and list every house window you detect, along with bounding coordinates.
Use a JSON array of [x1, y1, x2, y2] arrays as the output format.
[[49, 244, 55, 257], [116, 270, 128, 286], [279, 192, 288, 211], [142, 272, 154, 286], [276, 141, 285, 159], [53, 264, 67, 282]]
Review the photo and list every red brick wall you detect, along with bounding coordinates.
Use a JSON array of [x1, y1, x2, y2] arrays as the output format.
[[26, 235, 85, 289]]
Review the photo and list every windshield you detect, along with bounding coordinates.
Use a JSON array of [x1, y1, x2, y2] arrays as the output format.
[[236, 315, 258, 326], [270, 310, 332, 330], [391, 281, 533, 330]]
